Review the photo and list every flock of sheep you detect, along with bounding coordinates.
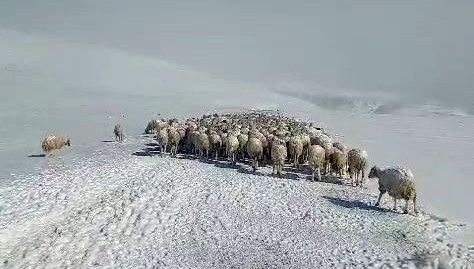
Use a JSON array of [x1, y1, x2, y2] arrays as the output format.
[[40, 110, 418, 214]]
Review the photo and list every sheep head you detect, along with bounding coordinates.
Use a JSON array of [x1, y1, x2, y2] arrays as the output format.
[[368, 166, 380, 178]]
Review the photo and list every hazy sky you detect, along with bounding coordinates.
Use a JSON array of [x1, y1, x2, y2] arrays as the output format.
[[1, 0, 473, 113]]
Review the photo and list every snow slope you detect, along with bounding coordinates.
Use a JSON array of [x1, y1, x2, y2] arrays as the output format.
[[1, 29, 474, 267], [0, 136, 472, 268]]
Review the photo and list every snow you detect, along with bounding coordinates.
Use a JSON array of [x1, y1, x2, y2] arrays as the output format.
[[1, 29, 474, 268], [0, 137, 472, 268]]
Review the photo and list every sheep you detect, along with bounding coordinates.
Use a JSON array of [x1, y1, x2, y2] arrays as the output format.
[[347, 149, 369, 187], [183, 125, 197, 153], [219, 131, 228, 157], [156, 120, 170, 132], [332, 141, 347, 152], [308, 145, 325, 181], [191, 130, 201, 155], [237, 133, 249, 160], [157, 128, 169, 155], [288, 135, 304, 168], [167, 126, 181, 156], [177, 127, 186, 150], [368, 166, 418, 214], [256, 131, 270, 165], [311, 133, 334, 174], [247, 135, 263, 171], [114, 124, 124, 142], [196, 132, 210, 159], [329, 148, 347, 178], [177, 128, 186, 141], [271, 138, 287, 176], [145, 119, 158, 134], [42, 136, 71, 155], [209, 132, 223, 160], [225, 134, 240, 164], [301, 134, 311, 163]]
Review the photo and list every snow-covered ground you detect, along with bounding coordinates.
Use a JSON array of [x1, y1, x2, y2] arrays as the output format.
[[0, 136, 472, 268], [1, 29, 474, 268]]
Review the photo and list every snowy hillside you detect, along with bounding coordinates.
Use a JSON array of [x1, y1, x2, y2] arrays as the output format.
[[1, 29, 474, 268], [0, 136, 472, 268]]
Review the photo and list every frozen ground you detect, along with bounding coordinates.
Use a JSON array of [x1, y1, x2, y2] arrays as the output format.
[[0, 136, 472, 268], [1, 29, 474, 268]]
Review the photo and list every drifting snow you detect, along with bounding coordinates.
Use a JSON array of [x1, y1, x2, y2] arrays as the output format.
[[0, 136, 472, 268]]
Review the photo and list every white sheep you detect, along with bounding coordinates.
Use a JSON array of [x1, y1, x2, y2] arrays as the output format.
[[255, 131, 270, 164], [347, 149, 369, 187], [114, 124, 124, 142], [332, 141, 347, 153], [301, 134, 311, 163], [42, 136, 71, 156], [156, 120, 170, 132], [157, 128, 169, 155], [196, 132, 210, 159], [226, 134, 240, 164], [271, 138, 287, 176], [237, 133, 249, 160], [209, 132, 223, 160], [311, 133, 334, 174], [167, 126, 181, 156], [329, 148, 347, 178], [288, 135, 304, 168], [191, 130, 201, 155], [368, 166, 418, 214], [308, 145, 325, 181], [247, 135, 263, 171]]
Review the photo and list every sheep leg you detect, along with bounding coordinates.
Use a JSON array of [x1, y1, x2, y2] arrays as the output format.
[[413, 193, 418, 214], [375, 190, 385, 206], [403, 199, 410, 214], [392, 197, 398, 212], [311, 168, 315, 181], [273, 164, 276, 174]]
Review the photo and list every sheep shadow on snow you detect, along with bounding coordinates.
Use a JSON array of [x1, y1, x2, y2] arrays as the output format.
[[314, 175, 346, 185], [270, 172, 299, 181], [283, 164, 312, 174], [236, 166, 265, 177], [28, 154, 46, 158], [214, 161, 240, 169], [176, 154, 198, 161], [132, 147, 161, 157], [322, 195, 390, 213], [101, 140, 115, 143], [145, 142, 159, 147]]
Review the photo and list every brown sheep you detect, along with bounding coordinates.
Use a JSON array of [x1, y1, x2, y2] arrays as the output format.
[[114, 124, 124, 142]]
